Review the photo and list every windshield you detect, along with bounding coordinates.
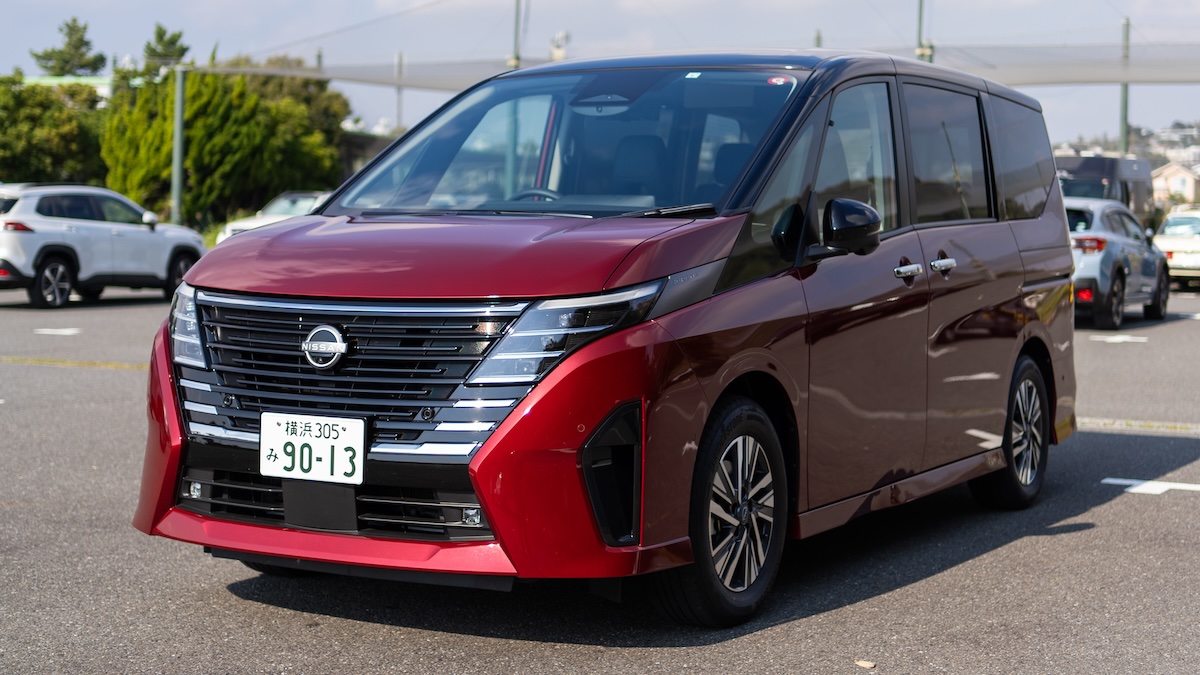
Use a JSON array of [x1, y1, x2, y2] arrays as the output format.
[[1161, 215, 1200, 236], [327, 68, 806, 218], [261, 193, 322, 216], [1065, 208, 1094, 232]]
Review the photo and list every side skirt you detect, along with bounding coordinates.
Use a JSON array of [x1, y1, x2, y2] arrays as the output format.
[[792, 448, 1007, 539]]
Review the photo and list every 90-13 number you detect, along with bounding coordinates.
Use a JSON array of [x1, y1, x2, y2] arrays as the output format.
[[280, 441, 357, 478]]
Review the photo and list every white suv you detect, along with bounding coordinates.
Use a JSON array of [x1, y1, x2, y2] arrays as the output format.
[[0, 184, 207, 308]]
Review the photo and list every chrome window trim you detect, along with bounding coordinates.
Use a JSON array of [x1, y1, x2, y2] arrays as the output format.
[[195, 290, 528, 317]]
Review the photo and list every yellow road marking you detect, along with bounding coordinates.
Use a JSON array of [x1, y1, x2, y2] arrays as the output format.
[[0, 356, 147, 371]]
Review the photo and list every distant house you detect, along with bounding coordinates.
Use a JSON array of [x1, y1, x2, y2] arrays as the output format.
[[1152, 161, 1200, 203]]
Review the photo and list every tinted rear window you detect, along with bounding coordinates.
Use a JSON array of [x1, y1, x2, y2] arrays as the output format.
[[0, 197, 16, 214], [904, 84, 990, 223], [1065, 208, 1094, 232], [992, 97, 1054, 220]]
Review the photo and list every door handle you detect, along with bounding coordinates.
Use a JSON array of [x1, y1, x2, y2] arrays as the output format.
[[930, 257, 957, 272], [894, 263, 924, 279]]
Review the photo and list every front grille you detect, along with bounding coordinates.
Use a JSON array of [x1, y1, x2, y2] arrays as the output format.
[[173, 291, 533, 542]]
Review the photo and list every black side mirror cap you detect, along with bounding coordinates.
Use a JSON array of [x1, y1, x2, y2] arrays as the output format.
[[824, 198, 881, 256]]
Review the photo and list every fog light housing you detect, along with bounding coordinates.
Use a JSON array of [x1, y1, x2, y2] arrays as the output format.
[[462, 507, 482, 527], [189, 481, 202, 499]]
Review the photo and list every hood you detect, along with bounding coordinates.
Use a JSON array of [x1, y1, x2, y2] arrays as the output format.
[[186, 213, 707, 299]]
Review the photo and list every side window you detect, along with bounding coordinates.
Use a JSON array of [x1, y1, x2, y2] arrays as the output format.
[[812, 82, 898, 233], [1103, 212, 1125, 237], [96, 197, 143, 225], [1118, 212, 1145, 241], [36, 194, 96, 220], [904, 84, 990, 223], [992, 97, 1054, 220], [715, 102, 823, 291]]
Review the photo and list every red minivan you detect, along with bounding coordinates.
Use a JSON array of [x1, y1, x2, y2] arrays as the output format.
[[135, 50, 1076, 626]]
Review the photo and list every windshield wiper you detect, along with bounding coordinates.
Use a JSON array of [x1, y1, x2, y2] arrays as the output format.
[[618, 203, 717, 219], [357, 208, 591, 219]]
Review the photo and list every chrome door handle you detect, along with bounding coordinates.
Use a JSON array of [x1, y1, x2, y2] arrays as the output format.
[[930, 257, 958, 272], [894, 263, 924, 279]]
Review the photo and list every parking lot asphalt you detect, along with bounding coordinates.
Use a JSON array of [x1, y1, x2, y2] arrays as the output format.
[[1, 287, 1198, 673]]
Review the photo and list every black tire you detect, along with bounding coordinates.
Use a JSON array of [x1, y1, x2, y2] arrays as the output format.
[[163, 252, 197, 300], [1143, 268, 1168, 320], [27, 257, 74, 309], [242, 560, 315, 578], [1094, 273, 1124, 329], [650, 396, 788, 627], [77, 286, 104, 303], [969, 356, 1050, 510]]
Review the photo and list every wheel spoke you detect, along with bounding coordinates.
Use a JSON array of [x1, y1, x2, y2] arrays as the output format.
[[709, 500, 740, 527], [722, 533, 748, 588], [713, 460, 737, 505]]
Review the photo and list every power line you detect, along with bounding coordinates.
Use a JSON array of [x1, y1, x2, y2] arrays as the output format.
[[249, 0, 459, 57]]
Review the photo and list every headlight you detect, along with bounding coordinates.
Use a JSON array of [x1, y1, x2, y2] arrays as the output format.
[[468, 281, 664, 385], [170, 282, 207, 368]]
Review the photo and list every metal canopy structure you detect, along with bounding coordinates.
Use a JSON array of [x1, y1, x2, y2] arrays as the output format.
[[195, 44, 1200, 90]]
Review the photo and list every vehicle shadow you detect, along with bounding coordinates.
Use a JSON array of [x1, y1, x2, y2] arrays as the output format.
[[226, 430, 1198, 646]]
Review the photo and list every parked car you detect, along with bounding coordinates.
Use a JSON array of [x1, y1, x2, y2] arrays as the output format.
[[1065, 196, 1170, 328], [135, 50, 1078, 627], [1154, 208, 1200, 287], [214, 191, 329, 244], [0, 184, 207, 308]]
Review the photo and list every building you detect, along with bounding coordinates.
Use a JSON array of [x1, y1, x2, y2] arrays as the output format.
[[1152, 161, 1200, 203]]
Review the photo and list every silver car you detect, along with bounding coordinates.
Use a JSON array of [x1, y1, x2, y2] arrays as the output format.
[[1066, 197, 1169, 329]]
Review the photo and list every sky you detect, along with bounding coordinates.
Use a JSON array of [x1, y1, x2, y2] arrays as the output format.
[[5, 0, 1200, 144]]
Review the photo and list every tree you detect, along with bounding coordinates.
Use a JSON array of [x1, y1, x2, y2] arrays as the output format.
[[30, 18, 106, 76], [0, 69, 106, 183], [143, 23, 189, 74], [221, 54, 350, 145]]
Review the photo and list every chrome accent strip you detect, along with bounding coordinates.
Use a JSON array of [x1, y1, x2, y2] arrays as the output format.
[[469, 374, 539, 384], [184, 401, 219, 415], [195, 290, 528, 317], [435, 422, 494, 432], [370, 442, 480, 456], [453, 399, 515, 408], [179, 379, 213, 392], [189, 423, 259, 443], [487, 350, 564, 360]]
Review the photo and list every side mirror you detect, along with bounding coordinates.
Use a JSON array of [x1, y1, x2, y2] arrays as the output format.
[[823, 198, 881, 256], [1144, 226, 1155, 241], [142, 211, 159, 230]]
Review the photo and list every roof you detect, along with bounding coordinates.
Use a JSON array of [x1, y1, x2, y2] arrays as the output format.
[[1062, 196, 1133, 212]]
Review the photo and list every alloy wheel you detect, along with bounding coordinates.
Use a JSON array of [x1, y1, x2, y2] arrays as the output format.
[[1009, 378, 1044, 486], [39, 261, 72, 308], [708, 434, 775, 592]]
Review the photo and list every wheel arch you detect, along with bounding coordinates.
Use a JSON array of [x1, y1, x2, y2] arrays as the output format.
[[165, 245, 201, 271], [711, 371, 801, 528], [33, 245, 80, 274]]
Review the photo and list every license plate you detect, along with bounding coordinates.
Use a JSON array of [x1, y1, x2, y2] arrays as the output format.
[[260, 412, 365, 485], [1171, 252, 1200, 269]]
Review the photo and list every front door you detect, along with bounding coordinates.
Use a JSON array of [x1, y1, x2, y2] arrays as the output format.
[[802, 80, 931, 508]]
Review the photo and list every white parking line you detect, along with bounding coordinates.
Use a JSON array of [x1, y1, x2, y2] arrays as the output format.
[[1088, 334, 1148, 343], [1078, 417, 1200, 438], [1102, 478, 1200, 495], [33, 328, 81, 336]]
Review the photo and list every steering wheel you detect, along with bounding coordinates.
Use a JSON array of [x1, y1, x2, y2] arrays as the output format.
[[509, 188, 562, 201]]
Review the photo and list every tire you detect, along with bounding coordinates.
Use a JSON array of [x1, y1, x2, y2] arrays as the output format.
[[77, 286, 104, 303], [163, 252, 197, 300], [969, 356, 1050, 510], [650, 396, 788, 627], [1143, 268, 1168, 320], [1094, 273, 1124, 329], [242, 560, 315, 578], [27, 257, 74, 309]]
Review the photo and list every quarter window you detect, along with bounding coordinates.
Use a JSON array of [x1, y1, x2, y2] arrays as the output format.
[[97, 197, 143, 225], [904, 84, 990, 223], [992, 97, 1054, 220]]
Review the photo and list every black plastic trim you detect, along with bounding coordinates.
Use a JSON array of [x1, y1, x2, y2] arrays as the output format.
[[580, 402, 643, 547]]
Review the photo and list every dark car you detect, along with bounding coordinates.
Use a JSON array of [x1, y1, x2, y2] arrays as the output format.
[[135, 50, 1077, 627]]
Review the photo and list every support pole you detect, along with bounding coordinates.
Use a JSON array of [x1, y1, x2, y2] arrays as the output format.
[[1120, 17, 1130, 155], [394, 51, 405, 133], [171, 65, 186, 226]]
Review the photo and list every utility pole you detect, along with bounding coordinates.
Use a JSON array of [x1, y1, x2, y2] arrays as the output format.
[[508, 0, 521, 69], [1120, 17, 1130, 155], [814, 29, 822, 48], [171, 65, 187, 226], [916, 0, 934, 62]]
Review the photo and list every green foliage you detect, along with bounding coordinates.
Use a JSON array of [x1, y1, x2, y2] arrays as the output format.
[[143, 24, 189, 75], [0, 69, 106, 183], [31, 17, 106, 76], [221, 55, 350, 146], [101, 69, 342, 226]]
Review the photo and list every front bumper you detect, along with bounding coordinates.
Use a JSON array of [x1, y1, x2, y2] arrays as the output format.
[[135, 319, 703, 582]]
